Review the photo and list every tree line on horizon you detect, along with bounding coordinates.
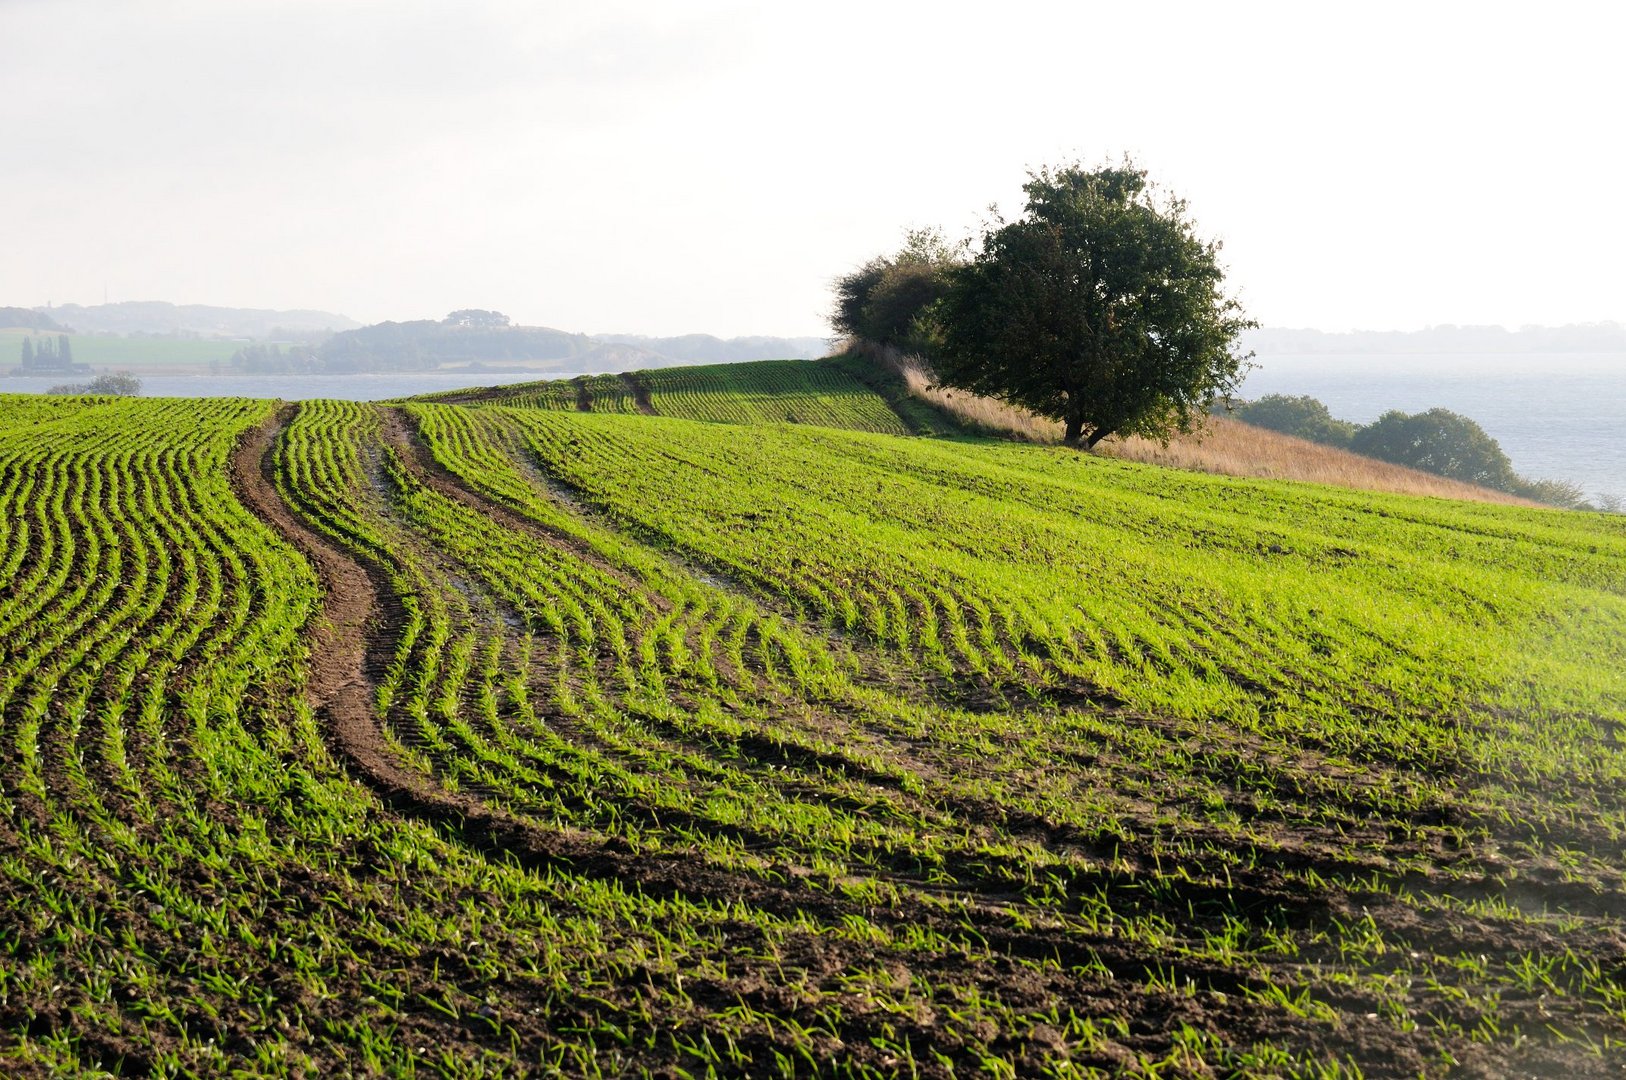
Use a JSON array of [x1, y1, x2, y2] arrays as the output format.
[[17, 334, 85, 374], [1228, 395, 1595, 508], [224, 310, 830, 374]]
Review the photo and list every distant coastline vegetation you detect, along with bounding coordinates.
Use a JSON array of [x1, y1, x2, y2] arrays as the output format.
[[1229, 394, 1598, 508], [837, 345, 1605, 510], [1, 301, 828, 376]]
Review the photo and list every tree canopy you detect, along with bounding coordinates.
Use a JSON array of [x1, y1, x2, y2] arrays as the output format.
[[444, 309, 512, 329], [931, 162, 1253, 447], [46, 371, 142, 397], [17, 333, 84, 374], [831, 228, 960, 355], [1349, 408, 1519, 490], [1227, 398, 1588, 507], [1232, 394, 1357, 448]]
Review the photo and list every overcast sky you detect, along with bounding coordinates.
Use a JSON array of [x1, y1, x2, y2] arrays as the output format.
[[4, 0, 1622, 337]]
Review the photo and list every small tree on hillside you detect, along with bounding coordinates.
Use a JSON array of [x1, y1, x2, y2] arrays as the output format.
[[831, 228, 961, 355], [1233, 394, 1357, 447], [931, 161, 1254, 448], [445, 309, 511, 329], [1350, 408, 1518, 490], [45, 372, 141, 397]]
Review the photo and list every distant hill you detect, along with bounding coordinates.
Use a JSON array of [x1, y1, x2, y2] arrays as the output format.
[[36, 301, 360, 339], [1244, 322, 1626, 355], [15, 302, 829, 367], [318, 319, 593, 371], [318, 314, 830, 373], [0, 307, 69, 332]]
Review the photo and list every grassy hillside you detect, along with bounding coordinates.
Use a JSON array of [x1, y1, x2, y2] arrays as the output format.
[[0, 383, 1622, 1077], [422, 356, 934, 435], [423, 356, 1542, 506]]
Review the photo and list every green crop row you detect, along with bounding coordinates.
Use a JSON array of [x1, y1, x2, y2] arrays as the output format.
[[456, 359, 915, 435], [1, 389, 1623, 1076], [398, 400, 1626, 1072]]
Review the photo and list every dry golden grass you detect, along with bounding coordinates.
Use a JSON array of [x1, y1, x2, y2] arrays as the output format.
[[1099, 416, 1539, 506], [895, 358, 1537, 507], [899, 361, 1067, 443]]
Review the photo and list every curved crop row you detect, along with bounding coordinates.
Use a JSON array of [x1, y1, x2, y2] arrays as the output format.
[[2, 392, 1624, 1076], [397, 400, 1626, 1075], [495, 410, 1626, 757], [450, 360, 914, 434], [265, 402, 1232, 1076], [638, 360, 911, 433]]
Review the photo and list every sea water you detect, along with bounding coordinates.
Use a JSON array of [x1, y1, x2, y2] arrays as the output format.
[[1241, 352, 1625, 506], [0, 371, 590, 403]]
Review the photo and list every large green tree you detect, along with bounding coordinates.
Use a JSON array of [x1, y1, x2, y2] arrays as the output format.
[[1349, 408, 1518, 490], [931, 163, 1253, 447]]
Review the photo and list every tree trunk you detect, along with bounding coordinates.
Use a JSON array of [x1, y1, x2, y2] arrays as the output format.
[[1063, 394, 1086, 447], [1084, 427, 1111, 449]]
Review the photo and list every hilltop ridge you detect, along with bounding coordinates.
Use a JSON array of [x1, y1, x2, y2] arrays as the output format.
[[419, 355, 1543, 507]]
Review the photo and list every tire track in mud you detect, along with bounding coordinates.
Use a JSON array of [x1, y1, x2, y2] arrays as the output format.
[[336, 413, 1365, 988], [231, 408, 428, 808], [620, 371, 656, 415], [234, 406, 1050, 924], [228, 411, 1245, 1049], [231, 405, 772, 902]]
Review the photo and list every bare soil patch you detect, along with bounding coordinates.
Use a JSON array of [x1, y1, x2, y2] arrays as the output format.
[[620, 371, 656, 414]]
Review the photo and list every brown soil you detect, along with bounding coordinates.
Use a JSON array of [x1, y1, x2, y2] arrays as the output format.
[[232, 407, 654, 877], [620, 371, 656, 414], [17, 405, 1589, 1078]]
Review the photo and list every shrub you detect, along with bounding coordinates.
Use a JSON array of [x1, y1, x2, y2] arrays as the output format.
[[1233, 394, 1357, 447], [1349, 408, 1519, 491], [46, 371, 142, 396]]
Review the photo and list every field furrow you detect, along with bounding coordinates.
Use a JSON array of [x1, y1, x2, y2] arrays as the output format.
[[1, 387, 1622, 1077]]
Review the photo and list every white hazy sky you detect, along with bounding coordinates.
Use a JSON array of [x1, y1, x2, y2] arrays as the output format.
[[4, 0, 1623, 337]]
